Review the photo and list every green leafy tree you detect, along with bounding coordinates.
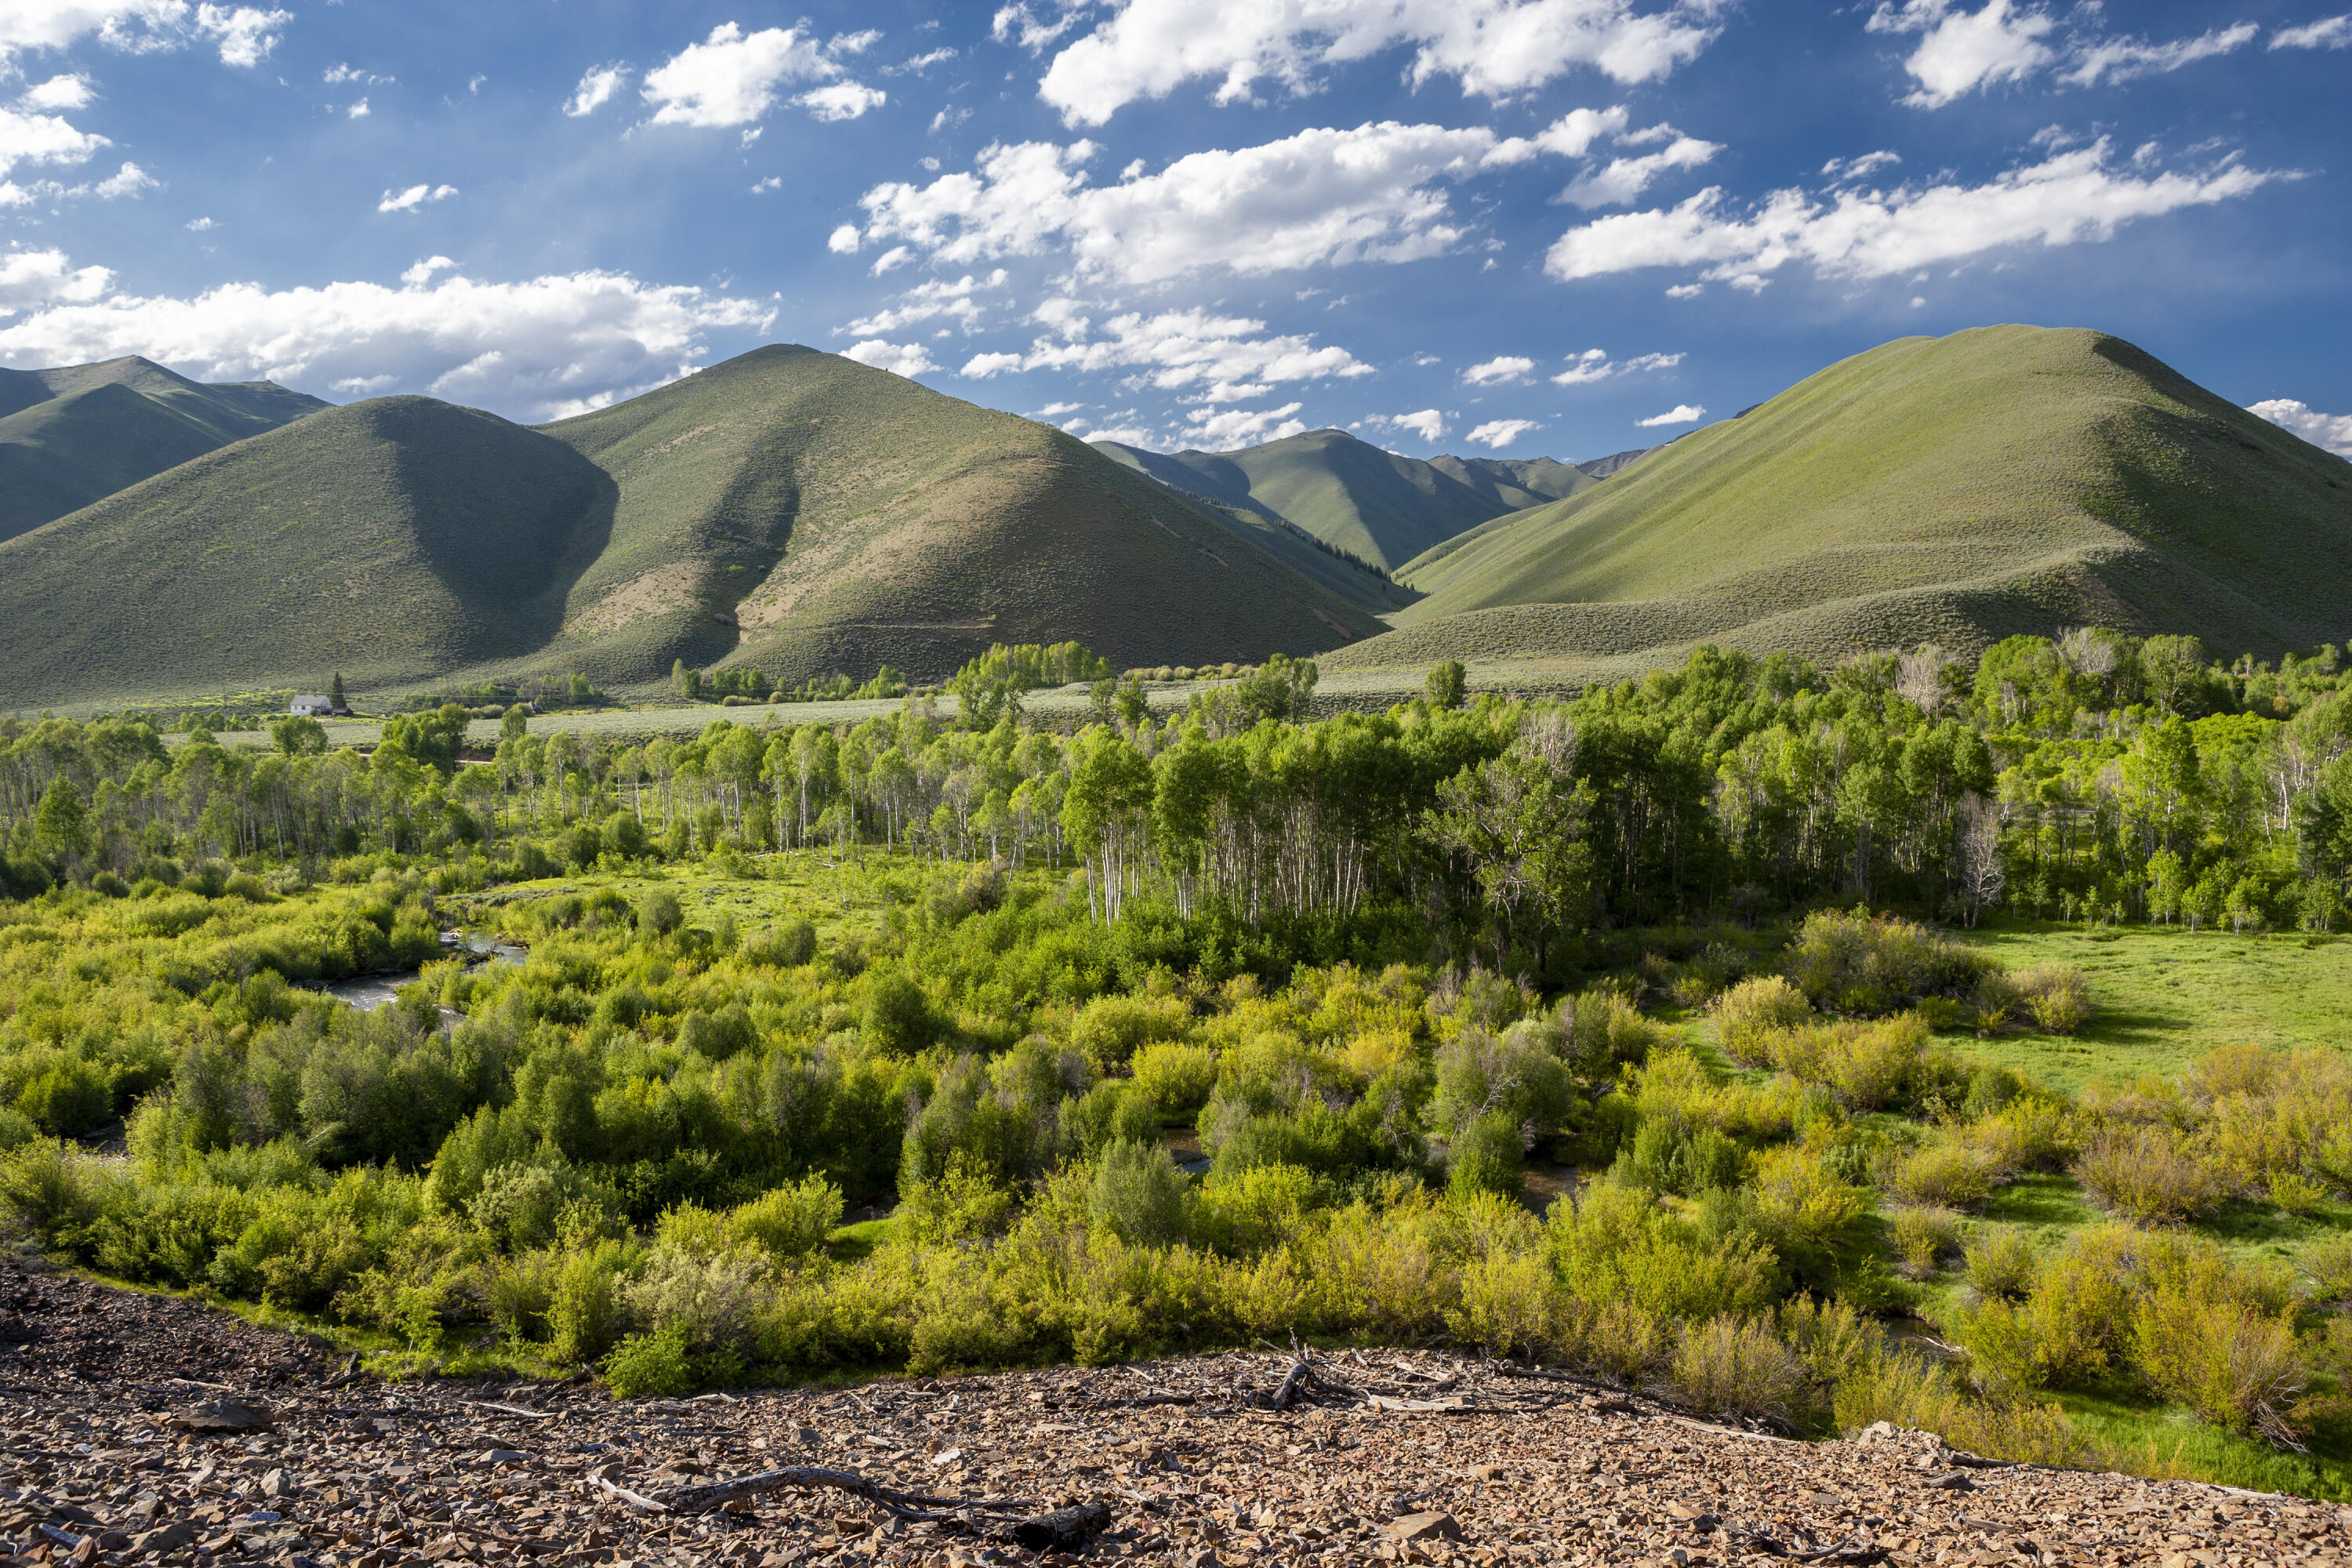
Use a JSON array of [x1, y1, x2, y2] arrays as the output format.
[[1425, 659, 1467, 710], [34, 777, 90, 860], [1421, 713, 1595, 971], [269, 716, 328, 757], [328, 671, 347, 710]]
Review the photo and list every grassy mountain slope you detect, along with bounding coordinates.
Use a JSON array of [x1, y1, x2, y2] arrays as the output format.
[[0, 347, 1385, 704], [0, 398, 615, 702], [1092, 428, 1513, 571], [1428, 454, 1596, 512], [0, 357, 328, 543], [543, 347, 1386, 686], [1344, 327, 2352, 671]]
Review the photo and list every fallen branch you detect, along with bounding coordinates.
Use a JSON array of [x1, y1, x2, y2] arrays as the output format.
[[593, 1477, 670, 1513], [652, 1467, 1041, 1525], [1689, 1514, 1887, 1565]]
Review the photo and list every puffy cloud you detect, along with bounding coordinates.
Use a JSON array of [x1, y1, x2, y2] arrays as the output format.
[[378, 183, 456, 213], [959, 302, 1370, 403], [840, 339, 939, 376], [1871, 2, 2266, 105], [20, 74, 95, 111], [564, 64, 628, 117], [1549, 347, 1679, 384], [1365, 408, 1447, 442], [1547, 139, 2281, 286], [1035, 0, 1722, 128], [1821, 150, 1901, 181], [0, 257, 774, 423], [641, 23, 884, 129], [1462, 354, 1534, 386], [0, 245, 113, 310], [91, 160, 154, 197], [1185, 401, 1306, 445], [186, 215, 213, 230], [1466, 417, 1541, 448], [2060, 22, 2256, 86], [2249, 398, 2352, 458], [993, 2, 1090, 53], [1561, 132, 1719, 207], [347, 98, 369, 118], [2270, 14, 2350, 49], [0, 103, 110, 180], [194, 5, 288, 67], [848, 122, 1517, 285], [1636, 402, 1703, 425], [0, 3, 281, 66], [323, 63, 392, 85], [1867, 1, 2055, 108], [798, 82, 887, 122], [842, 270, 1008, 336]]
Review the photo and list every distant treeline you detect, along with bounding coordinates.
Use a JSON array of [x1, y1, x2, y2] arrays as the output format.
[[4, 630, 2347, 957]]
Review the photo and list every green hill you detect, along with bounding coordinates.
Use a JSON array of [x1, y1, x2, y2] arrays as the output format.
[[0, 357, 328, 543], [539, 347, 1385, 688], [0, 347, 1385, 705], [1427, 454, 1596, 511], [1338, 327, 2352, 673], [1091, 427, 1516, 571], [0, 397, 616, 701]]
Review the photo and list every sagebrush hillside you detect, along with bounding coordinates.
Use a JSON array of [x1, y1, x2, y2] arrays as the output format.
[[1091, 427, 1519, 572], [0, 356, 328, 543], [1334, 326, 2352, 673], [0, 347, 1385, 704], [1427, 452, 1597, 511], [0, 397, 617, 700]]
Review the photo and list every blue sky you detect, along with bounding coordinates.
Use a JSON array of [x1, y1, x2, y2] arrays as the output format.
[[2, 0, 2348, 462]]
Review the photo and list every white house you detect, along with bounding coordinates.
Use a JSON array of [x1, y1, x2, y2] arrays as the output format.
[[289, 695, 335, 717]]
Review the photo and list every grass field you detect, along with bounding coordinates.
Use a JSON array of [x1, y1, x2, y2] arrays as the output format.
[[1362, 326, 2352, 669], [1951, 922, 2352, 1087]]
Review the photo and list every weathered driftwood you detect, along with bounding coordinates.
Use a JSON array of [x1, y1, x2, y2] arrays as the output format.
[[1002, 1501, 1113, 1551], [650, 1466, 1040, 1524]]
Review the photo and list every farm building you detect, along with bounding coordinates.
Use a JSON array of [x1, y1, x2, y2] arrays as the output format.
[[289, 695, 335, 717]]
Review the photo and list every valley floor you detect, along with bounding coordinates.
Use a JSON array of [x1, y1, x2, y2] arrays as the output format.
[[5, 1258, 2347, 1568]]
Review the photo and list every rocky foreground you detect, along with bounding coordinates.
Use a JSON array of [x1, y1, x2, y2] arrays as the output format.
[[3, 1256, 2347, 1568]]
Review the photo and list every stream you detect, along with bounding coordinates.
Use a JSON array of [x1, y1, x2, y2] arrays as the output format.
[[318, 931, 526, 1011]]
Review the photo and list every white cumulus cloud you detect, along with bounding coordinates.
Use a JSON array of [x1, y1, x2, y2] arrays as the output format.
[[1550, 347, 1680, 384], [20, 74, 96, 111], [1035, 0, 1723, 128], [1462, 354, 1534, 386], [1561, 131, 1720, 207], [0, 245, 113, 310], [0, 103, 111, 182], [2249, 399, 2352, 458], [840, 339, 938, 377], [1466, 417, 1541, 448], [1636, 403, 1703, 426], [848, 122, 1530, 285], [1365, 408, 1447, 443], [641, 23, 884, 129], [960, 301, 1370, 403], [843, 270, 1008, 336], [1, 3, 277, 67], [1868, 0, 2053, 107], [0, 256, 774, 422], [1186, 401, 1307, 446], [2060, 22, 2258, 86], [2271, 14, 2351, 49], [564, 64, 628, 117], [1546, 139, 2282, 286], [378, 183, 456, 213], [1870, 2, 2267, 106], [194, 5, 288, 67]]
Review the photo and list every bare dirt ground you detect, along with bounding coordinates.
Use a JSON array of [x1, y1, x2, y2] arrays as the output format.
[[4, 1255, 2347, 1568]]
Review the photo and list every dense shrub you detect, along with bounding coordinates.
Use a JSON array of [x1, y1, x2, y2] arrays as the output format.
[[2075, 1127, 2228, 1222]]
